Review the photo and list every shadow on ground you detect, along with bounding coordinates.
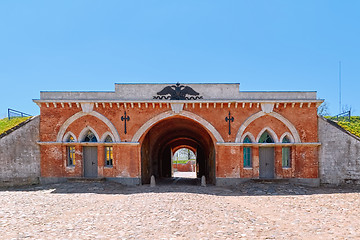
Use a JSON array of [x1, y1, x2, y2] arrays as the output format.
[[1, 177, 360, 197]]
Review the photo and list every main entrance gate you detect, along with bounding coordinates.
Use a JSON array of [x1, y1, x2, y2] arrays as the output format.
[[140, 117, 216, 184]]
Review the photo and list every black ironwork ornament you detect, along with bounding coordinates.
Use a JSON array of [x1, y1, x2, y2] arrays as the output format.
[[121, 111, 130, 134], [225, 111, 234, 135], [153, 82, 203, 100]]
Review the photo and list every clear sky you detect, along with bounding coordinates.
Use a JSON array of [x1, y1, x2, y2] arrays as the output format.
[[1, 0, 359, 118]]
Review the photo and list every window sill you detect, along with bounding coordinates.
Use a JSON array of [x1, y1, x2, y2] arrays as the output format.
[[282, 167, 291, 169], [104, 166, 113, 168], [243, 167, 253, 169]]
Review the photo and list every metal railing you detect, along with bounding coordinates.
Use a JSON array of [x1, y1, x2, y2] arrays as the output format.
[[330, 110, 351, 122], [8, 108, 32, 120]]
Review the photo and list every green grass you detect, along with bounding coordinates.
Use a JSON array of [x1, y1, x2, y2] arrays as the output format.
[[0, 117, 31, 135], [173, 159, 196, 164], [336, 116, 360, 138]]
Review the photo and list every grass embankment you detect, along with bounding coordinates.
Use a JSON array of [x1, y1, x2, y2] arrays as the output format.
[[336, 116, 360, 138], [173, 159, 196, 164], [0, 117, 31, 135]]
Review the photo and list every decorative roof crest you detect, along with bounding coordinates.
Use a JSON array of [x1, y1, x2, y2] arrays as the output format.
[[153, 83, 203, 100]]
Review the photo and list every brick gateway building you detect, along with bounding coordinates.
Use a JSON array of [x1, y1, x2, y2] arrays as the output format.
[[34, 83, 323, 186]]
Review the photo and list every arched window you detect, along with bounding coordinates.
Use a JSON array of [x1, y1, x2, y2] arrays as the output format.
[[66, 135, 76, 166], [282, 136, 291, 167], [104, 135, 113, 143], [243, 136, 252, 167], [83, 130, 98, 142], [104, 135, 113, 166], [258, 131, 274, 143]]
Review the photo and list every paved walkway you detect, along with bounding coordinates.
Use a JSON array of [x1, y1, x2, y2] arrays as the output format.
[[173, 171, 196, 178], [1, 181, 360, 239]]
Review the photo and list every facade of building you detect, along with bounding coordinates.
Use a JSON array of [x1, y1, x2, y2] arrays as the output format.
[[34, 83, 323, 186]]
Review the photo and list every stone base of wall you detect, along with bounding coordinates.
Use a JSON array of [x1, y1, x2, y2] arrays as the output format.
[[288, 178, 320, 187], [215, 178, 252, 186], [216, 178, 320, 187], [40, 177, 141, 186], [107, 177, 141, 186], [40, 177, 67, 185], [0, 177, 39, 187]]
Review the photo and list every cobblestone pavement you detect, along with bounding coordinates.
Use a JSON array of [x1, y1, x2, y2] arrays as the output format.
[[1, 180, 360, 240]]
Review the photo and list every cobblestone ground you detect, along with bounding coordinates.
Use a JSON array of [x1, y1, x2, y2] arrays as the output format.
[[1, 181, 360, 240]]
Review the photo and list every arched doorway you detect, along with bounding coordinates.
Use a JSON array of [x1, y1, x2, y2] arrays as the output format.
[[140, 116, 216, 184], [172, 147, 197, 178], [258, 130, 275, 179]]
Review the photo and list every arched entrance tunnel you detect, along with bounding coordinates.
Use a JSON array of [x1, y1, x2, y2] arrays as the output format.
[[140, 116, 216, 185]]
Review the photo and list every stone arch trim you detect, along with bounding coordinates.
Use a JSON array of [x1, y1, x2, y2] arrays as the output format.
[[256, 127, 279, 143], [235, 111, 301, 143], [280, 132, 295, 143], [172, 146, 197, 155], [100, 131, 115, 142], [57, 111, 121, 142], [131, 110, 225, 143], [240, 132, 256, 143], [79, 126, 100, 142], [63, 131, 77, 142]]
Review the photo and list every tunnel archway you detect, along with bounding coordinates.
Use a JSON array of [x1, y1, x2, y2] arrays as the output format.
[[140, 116, 216, 185], [172, 147, 196, 178]]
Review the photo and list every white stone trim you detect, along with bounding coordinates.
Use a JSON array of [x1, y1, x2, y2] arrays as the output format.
[[100, 131, 115, 142], [63, 131, 77, 142], [81, 103, 94, 113], [235, 111, 301, 143], [256, 127, 279, 143], [261, 103, 274, 113], [171, 103, 184, 113], [56, 111, 121, 142], [78, 126, 100, 142], [240, 132, 256, 143], [131, 110, 224, 143], [280, 132, 295, 143]]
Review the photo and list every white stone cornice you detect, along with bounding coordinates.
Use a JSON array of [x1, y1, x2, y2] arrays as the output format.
[[33, 99, 325, 104]]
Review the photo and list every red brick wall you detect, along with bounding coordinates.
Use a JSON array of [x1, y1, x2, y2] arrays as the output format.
[[39, 102, 319, 180]]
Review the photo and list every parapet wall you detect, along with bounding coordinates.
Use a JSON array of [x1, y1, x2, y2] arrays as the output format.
[[318, 117, 360, 185], [0, 116, 40, 186]]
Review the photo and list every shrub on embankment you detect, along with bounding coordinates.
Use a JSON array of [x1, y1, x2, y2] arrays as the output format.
[[0, 117, 31, 135], [336, 116, 360, 138]]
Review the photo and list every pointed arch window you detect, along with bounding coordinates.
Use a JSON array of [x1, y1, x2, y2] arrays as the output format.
[[104, 135, 113, 166], [282, 136, 291, 168], [66, 135, 76, 166], [259, 131, 274, 143], [83, 130, 98, 142], [243, 136, 252, 168]]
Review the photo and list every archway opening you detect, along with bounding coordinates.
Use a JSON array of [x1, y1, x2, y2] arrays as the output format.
[[140, 116, 216, 185], [172, 147, 197, 178]]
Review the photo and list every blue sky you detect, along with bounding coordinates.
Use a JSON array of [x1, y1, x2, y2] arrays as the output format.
[[1, 0, 359, 118]]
